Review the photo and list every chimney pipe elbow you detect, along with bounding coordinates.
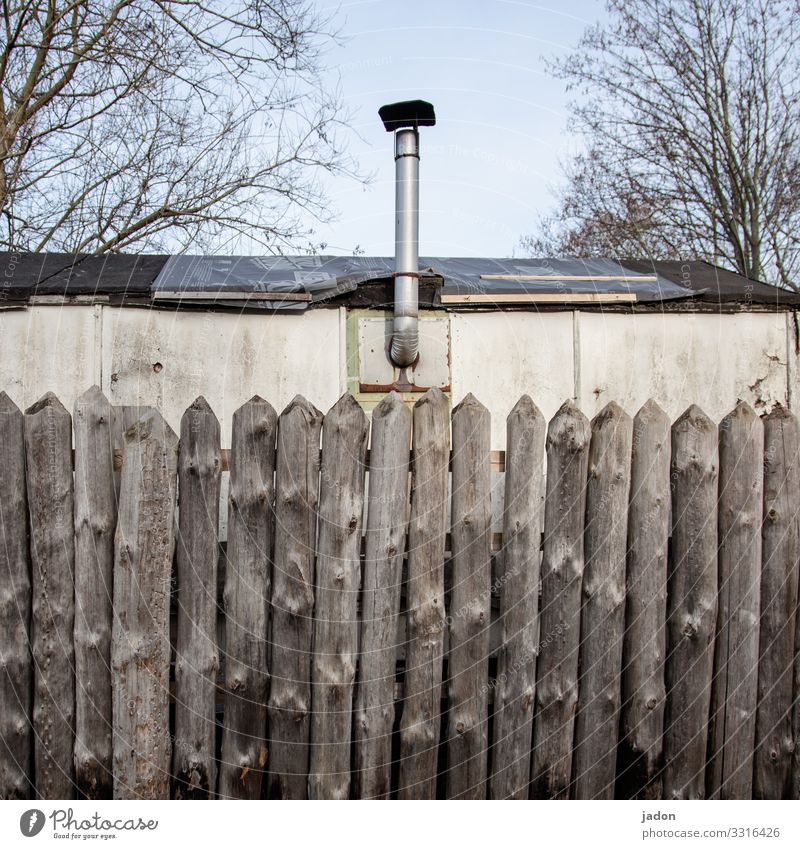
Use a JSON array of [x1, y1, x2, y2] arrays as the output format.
[[390, 313, 419, 367]]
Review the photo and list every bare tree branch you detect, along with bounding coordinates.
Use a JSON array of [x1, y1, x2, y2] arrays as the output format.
[[523, 0, 800, 289], [1, 0, 359, 252]]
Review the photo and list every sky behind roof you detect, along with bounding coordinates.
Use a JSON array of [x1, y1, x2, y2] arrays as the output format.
[[298, 0, 606, 258]]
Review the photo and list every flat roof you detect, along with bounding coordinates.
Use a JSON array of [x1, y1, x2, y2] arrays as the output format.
[[1, 252, 797, 312]]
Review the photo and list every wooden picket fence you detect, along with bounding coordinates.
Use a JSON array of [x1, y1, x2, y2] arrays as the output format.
[[1, 385, 799, 800]]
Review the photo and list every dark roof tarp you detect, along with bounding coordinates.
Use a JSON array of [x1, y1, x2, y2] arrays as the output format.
[[1, 252, 166, 298], [622, 259, 800, 306]]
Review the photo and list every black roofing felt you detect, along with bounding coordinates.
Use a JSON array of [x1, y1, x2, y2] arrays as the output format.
[[1, 252, 168, 298], [622, 259, 800, 306], [1, 252, 798, 310]]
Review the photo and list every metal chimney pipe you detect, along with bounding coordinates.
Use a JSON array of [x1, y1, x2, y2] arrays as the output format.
[[391, 127, 420, 367], [378, 100, 436, 368]]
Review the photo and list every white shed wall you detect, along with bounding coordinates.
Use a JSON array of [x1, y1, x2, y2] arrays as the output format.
[[450, 310, 793, 447], [0, 305, 795, 450], [101, 307, 344, 446], [0, 305, 100, 412]]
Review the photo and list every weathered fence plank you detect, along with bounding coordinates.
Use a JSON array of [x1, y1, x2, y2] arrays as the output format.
[[530, 400, 591, 799], [618, 399, 670, 799], [267, 396, 323, 800], [488, 396, 545, 800], [0, 392, 32, 799], [8, 385, 800, 800], [25, 392, 75, 800], [112, 410, 178, 800], [754, 406, 799, 799], [707, 401, 763, 799], [398, 387, 450, 799], [354, 393, 411, 799], [572, 401, 632, 799], [795, 577, 800, 800], [308, 393, 369, 799], [219, 396, 276, 800], [73, 386, 117, 799], [446, 394, 492, 800], [663, 405, 718, 800], [173, 398, 222, 799]]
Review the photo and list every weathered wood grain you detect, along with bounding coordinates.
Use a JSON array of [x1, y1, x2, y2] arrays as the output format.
[[308, 393, 368, 799], [754, 406, 799, 799], [112, 410, 178, 800], [618, 399, 670, 800], [488, 395, 545, 800], [530, 400, 591, 799], [446, 394, 492, 800], [663, 405, 718, 800], [354, 393, 411, 799], [572, 401, 632, 799], [219, 396, 276, 799], [267, 396, 323, 800], [707, 401, 763, 799], [25, 392, 75, 800], [398, 387, 450, 799], [173, 397, 222, 799], [73, 386, 117, 799], [0, 392, 32, 799], [795, 556, 800, 800]]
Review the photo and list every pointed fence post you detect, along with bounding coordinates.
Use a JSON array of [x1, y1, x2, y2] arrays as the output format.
[[73, 386, 117, 799], [707, 401, 763, 799], [754, 406, 800, 800], [446, 393, 492, 800], [25, 392, 75, 800], [308, 394, 368, 799], [173, 398, 222, 799], [219, 396, 276, 799], [619, 399, 670, 800], [267, 396, 323, 799], [397, 387, 450, 800], [0, 392, 32, 799], [572, 401, 632, 799], [354, 393, 411, 799], [112, 410, 178, 800], [663, 405, 718, 800], [530, 400, 591, 799], [489, 395, 545, 800]]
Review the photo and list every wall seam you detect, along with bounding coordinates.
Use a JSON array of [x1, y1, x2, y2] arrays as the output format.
[[786, 310, 793, 410], [94, 303, 104, 390], [572, 310, 580, 403]]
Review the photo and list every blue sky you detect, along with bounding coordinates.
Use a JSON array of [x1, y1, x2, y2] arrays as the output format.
[[305, 0, 606, 257]]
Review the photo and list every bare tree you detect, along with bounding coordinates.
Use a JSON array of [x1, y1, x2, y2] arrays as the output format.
[[523, 0, 800, 289], [0, 1, 357, 253]]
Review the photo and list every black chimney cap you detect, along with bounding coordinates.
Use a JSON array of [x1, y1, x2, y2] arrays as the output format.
[[378, 100, 436, 132]]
